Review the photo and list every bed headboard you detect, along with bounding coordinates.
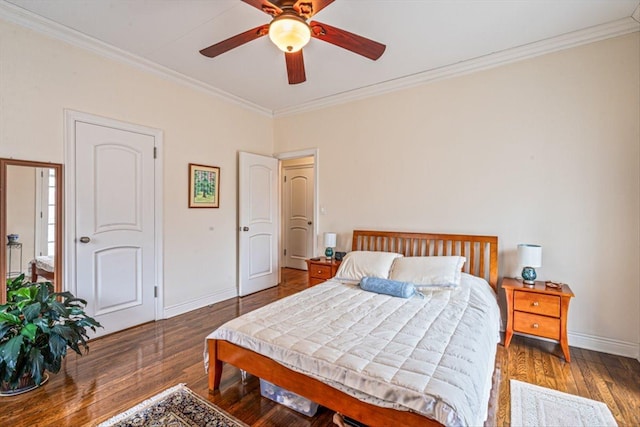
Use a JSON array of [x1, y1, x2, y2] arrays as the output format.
[[352, 230, 499, 291]]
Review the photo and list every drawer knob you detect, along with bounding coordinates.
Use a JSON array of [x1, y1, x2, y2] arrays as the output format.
[[532, 301, 539, 307], [317, 270, 322, 274], [532, 323, 539, 329]]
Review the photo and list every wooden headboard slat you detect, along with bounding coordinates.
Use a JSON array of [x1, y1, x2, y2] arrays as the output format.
[[479, 243, 486, 279], [352, 230, 499, 291]]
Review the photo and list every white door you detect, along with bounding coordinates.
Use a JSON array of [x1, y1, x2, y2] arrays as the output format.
[[238, 152, 278, 296], [283, 165, 314, 270], [75, 122, 156, 337]]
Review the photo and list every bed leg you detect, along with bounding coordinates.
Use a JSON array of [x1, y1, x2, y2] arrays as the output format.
[[31, 262, 37, 283], [208, 339, 223, 392]]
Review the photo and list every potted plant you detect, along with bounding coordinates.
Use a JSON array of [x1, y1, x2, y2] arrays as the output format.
[[0, 274, 101, 395]]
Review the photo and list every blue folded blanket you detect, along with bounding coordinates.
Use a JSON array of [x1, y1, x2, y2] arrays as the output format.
[[359, 276, 420, 299]]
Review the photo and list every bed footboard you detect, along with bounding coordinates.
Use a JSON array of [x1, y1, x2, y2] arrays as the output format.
[[207, 338, 442, 427]]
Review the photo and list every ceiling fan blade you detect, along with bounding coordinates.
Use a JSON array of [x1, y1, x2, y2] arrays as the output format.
[[285, 50, 306, 84], [294, 0, 335, 19], [310, 21, 385, 60], [241, 0, 282, 16], [200, 24, 270, 58]]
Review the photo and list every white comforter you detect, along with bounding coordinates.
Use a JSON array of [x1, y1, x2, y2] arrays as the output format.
[[206, 273, 500, 426]]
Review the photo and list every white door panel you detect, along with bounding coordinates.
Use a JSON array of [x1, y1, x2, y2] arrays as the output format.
[[249, 233, 273, 277], [283, 165, 314, 269], [75, 122, 156, 337], [94, 246, 141, 315], [239, 152, 278, 296], [93, 145, 142, 232]]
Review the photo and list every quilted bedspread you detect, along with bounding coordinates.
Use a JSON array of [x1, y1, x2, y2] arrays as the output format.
[[206, 273, 500, 426]]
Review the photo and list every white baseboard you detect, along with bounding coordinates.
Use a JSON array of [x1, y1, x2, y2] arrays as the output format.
[[567, 331, 639, 360], [163, 287, 237, 319], [500, 322, 639, 359]]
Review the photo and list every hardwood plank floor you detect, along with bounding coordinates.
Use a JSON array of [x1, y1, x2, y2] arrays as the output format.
[[2, 268, 638, 426]]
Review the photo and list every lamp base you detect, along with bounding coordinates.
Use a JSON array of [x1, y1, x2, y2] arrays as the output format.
[[521, 266, 537, 285], [325, 247, 334, 259]]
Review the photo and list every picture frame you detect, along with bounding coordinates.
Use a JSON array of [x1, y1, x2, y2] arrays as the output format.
[[189, 163, 220, 208]]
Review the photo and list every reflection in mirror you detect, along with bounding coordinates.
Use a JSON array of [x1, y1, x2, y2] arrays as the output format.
[[1, 159, 63, 304]]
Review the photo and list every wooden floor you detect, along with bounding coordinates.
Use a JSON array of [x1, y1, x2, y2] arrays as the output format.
[[3, 268, 639, 426]]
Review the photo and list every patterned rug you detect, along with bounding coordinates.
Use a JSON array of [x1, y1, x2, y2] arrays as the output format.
[[510, 379, 618, 427], [97, 384, 248, 427]]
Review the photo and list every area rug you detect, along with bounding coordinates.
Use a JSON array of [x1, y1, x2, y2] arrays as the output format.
[[97, 384, 248, 427], [510, 379, 618, 427]]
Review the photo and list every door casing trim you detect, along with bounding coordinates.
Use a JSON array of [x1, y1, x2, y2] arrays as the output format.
[[64, 110, 164, 321], [274, 148, 319, 274]]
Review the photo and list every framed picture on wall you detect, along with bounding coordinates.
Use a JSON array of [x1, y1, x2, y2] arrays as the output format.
[[189, 163, 220, 208]]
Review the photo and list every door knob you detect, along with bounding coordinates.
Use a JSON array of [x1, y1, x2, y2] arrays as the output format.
[[242, 226, 249, 232], [307, 221, 312, 225], [79, 236, 91, 243]]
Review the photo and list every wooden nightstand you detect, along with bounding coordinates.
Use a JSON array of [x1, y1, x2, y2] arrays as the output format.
[[502, 277, 574, 362], [305, 258, 341, 286]]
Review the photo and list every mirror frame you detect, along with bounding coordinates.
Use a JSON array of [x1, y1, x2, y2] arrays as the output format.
[[0, 158, 63, 304]]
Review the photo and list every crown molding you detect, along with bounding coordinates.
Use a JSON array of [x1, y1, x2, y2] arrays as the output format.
[[1, 1, 638, 119], [0, 1, 272, 117], [274, 17, 640, 117]]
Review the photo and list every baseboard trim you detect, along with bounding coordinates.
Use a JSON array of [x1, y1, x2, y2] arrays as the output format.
[[163, 288, 237, 319], [501, 323, 639, 359], [567, 331, 639, 359]]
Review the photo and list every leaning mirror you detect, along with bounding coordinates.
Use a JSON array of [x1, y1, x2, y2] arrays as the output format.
[[0, 158, 63, 304]]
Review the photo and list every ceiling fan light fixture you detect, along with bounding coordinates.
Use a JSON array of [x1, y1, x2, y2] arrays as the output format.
[[268, 13, 311, 53]]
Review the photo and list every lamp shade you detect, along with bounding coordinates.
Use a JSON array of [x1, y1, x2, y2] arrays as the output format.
[[517, 244, 542, 268], [268, 13, 311, 53], [323, 232, 337, 248]]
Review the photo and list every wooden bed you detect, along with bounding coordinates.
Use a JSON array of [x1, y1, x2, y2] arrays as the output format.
[[207, 230, 498, 427]]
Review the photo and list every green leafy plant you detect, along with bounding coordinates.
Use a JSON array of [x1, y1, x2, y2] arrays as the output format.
[[0, 274, 101, 391]]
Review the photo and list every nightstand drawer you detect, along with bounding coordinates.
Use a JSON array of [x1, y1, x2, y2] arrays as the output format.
[[514, 311, 560, 340], [310, 264, 332, 279], [514, 291, 560, 317]]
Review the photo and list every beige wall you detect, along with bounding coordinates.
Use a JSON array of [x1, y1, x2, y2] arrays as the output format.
[[1, 16, 638, 356], [274, 34, 640, 356], [0, 19, 273, 311]]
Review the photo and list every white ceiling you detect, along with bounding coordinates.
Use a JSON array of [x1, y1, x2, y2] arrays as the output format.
[[2, 0, 639, 115]]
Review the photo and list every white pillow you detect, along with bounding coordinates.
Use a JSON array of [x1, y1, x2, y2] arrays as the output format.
[[389, 256, 466, 288], [334, 251, 403, 282]]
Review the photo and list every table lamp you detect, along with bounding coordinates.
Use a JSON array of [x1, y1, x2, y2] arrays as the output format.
[[324, 232, 337, 259], [518, 244, 542, 285]]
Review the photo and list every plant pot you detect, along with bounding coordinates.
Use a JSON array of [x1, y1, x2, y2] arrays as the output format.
[[0, 373, 48, 397]]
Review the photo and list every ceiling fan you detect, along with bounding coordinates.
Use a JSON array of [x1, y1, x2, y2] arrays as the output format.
[[199, 0, 386, 84]]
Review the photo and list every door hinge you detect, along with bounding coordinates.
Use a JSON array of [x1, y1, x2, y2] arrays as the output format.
[[284, 175, 287, 182], [154, 286, 158, 298], [284, 249, 287, 256], [153, 147, 157, 159]]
